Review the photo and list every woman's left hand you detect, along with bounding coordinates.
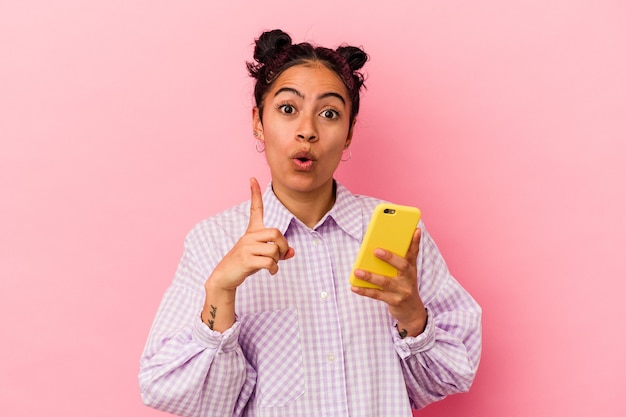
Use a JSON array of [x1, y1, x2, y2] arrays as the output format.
[[351, 228, 427, 338]]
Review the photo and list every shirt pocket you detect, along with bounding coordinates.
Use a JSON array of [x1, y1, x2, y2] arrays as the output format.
[[238, 307, 305, 408]]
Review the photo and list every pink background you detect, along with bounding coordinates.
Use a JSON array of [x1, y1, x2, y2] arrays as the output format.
[[1, 1, 625, 416]]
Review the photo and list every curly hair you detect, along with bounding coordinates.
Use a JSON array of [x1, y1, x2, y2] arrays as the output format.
[[247, 29, 369, 124]]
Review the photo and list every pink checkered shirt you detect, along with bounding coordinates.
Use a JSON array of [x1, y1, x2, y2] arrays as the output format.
[[139, 181, 482, 417]]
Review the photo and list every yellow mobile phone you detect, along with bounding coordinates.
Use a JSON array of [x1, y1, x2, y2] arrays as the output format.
[[350, 203, 421, 289]]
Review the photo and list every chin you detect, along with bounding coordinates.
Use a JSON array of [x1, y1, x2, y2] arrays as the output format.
[[276, 175, 333, 194]]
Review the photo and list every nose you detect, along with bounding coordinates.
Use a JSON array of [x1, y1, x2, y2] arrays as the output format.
[[296, 114, 318, 142], [297, 133, 318, 142]]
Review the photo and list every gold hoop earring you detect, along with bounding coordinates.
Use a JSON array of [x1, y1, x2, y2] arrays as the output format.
[[341, 147, 352, 162], [255, 140, 265, 153]]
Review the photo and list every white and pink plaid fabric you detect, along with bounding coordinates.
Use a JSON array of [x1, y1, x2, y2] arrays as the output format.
[[139, 181, 482, 417]]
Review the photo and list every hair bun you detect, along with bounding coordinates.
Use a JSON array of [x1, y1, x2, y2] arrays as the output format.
[[336, 45, 368, 72], [253, 29, 293, 65]]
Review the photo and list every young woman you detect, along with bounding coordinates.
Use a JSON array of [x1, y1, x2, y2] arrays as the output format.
[[139, 29, 482, 417]]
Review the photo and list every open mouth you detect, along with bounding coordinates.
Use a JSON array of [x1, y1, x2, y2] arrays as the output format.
[[292, 151, 315, 170]]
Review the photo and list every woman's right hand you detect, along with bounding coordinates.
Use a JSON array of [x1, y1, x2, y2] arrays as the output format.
[[210, 177, 295, 291], [201, 178, 294, 331]]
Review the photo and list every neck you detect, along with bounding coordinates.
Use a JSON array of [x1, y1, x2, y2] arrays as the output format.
[[272, 180, 336, 229]]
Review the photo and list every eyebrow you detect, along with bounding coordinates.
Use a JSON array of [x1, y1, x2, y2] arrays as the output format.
[[274, 87, 346, 105], [319, 92, 346, 105]]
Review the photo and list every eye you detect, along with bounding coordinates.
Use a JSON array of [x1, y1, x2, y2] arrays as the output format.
[[320, 109, 339, 119], [278, 104, 296, 115]]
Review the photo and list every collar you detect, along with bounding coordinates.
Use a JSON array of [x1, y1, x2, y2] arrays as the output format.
[[262, 180, 364, 240]]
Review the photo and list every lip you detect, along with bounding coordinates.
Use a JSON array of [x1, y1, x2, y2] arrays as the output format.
[[290, 150, 316, 171]]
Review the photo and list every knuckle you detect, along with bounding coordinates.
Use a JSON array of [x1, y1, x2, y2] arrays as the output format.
[[265, 258, 276, 268], [366, 289, 381, 300], [396, 259, 411, 275], [360, 271, 371, 281], [386, 291, 404, 306], [398, 289, 411, 302], [265, 228, 282, 242]]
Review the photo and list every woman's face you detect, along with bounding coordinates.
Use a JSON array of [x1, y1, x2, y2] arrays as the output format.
[[253, 62, 354, 199]]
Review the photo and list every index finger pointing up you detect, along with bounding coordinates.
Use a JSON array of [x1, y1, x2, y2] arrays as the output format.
[[248, 177, 265, 231]]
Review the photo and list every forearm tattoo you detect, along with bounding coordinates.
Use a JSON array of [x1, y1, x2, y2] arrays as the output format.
[[207, 305, 217, 330]]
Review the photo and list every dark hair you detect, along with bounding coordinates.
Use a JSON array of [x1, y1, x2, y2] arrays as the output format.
[[247, 29, 369, 124]]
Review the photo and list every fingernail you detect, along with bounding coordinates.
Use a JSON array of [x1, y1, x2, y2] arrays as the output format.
[[374, 249, 385, 257], [354, 269, 365, 277]]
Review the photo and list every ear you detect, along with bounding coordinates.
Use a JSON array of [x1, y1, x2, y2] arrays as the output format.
[[252, 107, 264, 140], [345, 118, 356, 148]]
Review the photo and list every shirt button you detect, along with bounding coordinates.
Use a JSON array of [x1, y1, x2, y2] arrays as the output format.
[[313, 239, 320, 246], [327, 353, 335, 362], [320, 291, 329, 300]]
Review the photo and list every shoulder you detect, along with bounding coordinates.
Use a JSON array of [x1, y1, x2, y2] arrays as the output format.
[[346, 187, 428, 230], [353, 194, 385, 227], [334, 181, 386, 216], [353, 193, 386, 210]]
